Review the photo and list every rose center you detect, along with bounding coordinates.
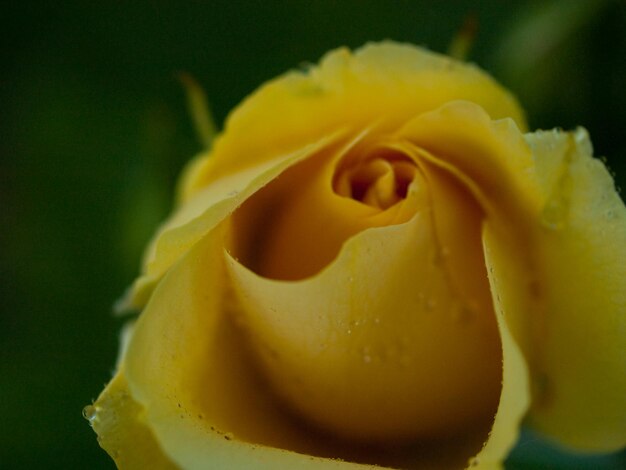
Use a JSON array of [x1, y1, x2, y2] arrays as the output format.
[[333, 155, 418, 210]]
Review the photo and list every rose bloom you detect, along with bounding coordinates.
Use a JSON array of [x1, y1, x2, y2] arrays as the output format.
[[87, 42, 626, 469]]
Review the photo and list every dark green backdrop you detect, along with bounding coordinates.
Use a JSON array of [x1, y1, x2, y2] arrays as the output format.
[[2, 1, 625, 468]]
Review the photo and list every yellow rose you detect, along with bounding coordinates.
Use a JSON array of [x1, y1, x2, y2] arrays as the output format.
[[86, 42, 626, 469]]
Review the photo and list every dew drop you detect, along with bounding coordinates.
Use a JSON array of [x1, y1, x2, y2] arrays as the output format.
[[82, 404, 96, 422], [573, 127, 587, 143], [468, 456, 480, 467], [541, 199, 566, 231], [224, 432, 234, 441]]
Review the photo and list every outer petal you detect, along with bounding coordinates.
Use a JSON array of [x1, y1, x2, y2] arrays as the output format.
[[226, 211, 502, 468], [89, 371, 178, 469], [519, 129, 626, 451], [398, 101, 626, 452], [122, 224, 383, 469], [471, 291, 531, 470], [118, 132, 342, 310], [396, 101, 543, 350], [182, 41, 526, 197]]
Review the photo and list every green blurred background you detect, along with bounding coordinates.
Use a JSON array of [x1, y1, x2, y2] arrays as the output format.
[[2, 1, 625, 468]]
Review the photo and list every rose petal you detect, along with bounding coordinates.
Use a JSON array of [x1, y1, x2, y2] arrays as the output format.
[[396, 100, 542, 349], [470, 261, 531, 470], [119, 132, 343, 311], [181, 42, 526, 200], [90, 371, 177, 469], [397, 101, 626, 453], [226, 210, 502, 466], [119, 224, 391, 469], [504, 129, 625, 452], [122, 41, 527, 311], [127, 34, 530, 306], [228, 132, 428, 281]]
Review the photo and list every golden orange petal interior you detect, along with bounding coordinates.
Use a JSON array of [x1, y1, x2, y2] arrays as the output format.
[[334, 153, 418, 210], [228, 133, 428, 281]]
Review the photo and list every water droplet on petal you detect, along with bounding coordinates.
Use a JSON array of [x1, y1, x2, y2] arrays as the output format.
[[82, 405, 96, 422], [574, 129, 587, 144], [541, 199, 566, 231]]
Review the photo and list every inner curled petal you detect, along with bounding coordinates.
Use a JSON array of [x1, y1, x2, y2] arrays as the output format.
[[335, 157, 418, 210], [229, 132, 428, 281]]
